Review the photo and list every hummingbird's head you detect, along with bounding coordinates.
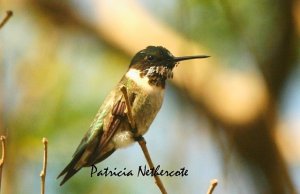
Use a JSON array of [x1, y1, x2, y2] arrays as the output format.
[[129, 46, 209, 87], [130, 46, 177, 71]]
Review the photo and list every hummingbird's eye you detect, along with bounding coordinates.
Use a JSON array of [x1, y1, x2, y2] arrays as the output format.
[[147, 55, 154, 61]]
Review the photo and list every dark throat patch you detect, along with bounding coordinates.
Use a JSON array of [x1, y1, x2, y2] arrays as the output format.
[[139, 66, 173, 88]]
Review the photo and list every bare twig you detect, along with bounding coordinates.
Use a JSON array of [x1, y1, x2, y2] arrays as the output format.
[[120, 86, 167, 194], [0, 10, 13, 29], [138, 139, 167, 194], [40, 138, 48, 194], [120, 86, 136, 128], [0, 136, 6, 193], [206, 179, 218, 194]]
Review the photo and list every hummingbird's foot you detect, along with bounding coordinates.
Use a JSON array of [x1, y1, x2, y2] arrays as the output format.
[[134, 135, 145, 142]]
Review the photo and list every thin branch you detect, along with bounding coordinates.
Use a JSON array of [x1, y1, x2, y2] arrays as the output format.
[[0, 136, 6, 193], [138, 138, 167, 194], [120, 86, 167, 194], [120, 86, 136, 128], [206, 179, 218, 194], [40, 138, 48, 194], [0, 10, 13, 29]]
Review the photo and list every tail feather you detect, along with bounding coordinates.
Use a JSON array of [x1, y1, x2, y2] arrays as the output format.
[[58, 148, 116, 185], [57, 149, 85, 186], [59, 167, 81, 186], [58, 129, 116, 186]]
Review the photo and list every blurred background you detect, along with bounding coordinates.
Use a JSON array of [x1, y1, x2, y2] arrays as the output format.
[[1, 0, 300, 193]]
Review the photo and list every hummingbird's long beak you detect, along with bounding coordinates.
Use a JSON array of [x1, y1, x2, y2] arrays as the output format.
[[173, 55, 210, 62]]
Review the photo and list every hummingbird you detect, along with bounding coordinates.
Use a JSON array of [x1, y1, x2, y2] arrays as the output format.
[[57, 46, 209, 185]]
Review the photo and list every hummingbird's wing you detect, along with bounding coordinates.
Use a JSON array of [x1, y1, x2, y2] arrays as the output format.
[[58, 87, 130, 185]]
